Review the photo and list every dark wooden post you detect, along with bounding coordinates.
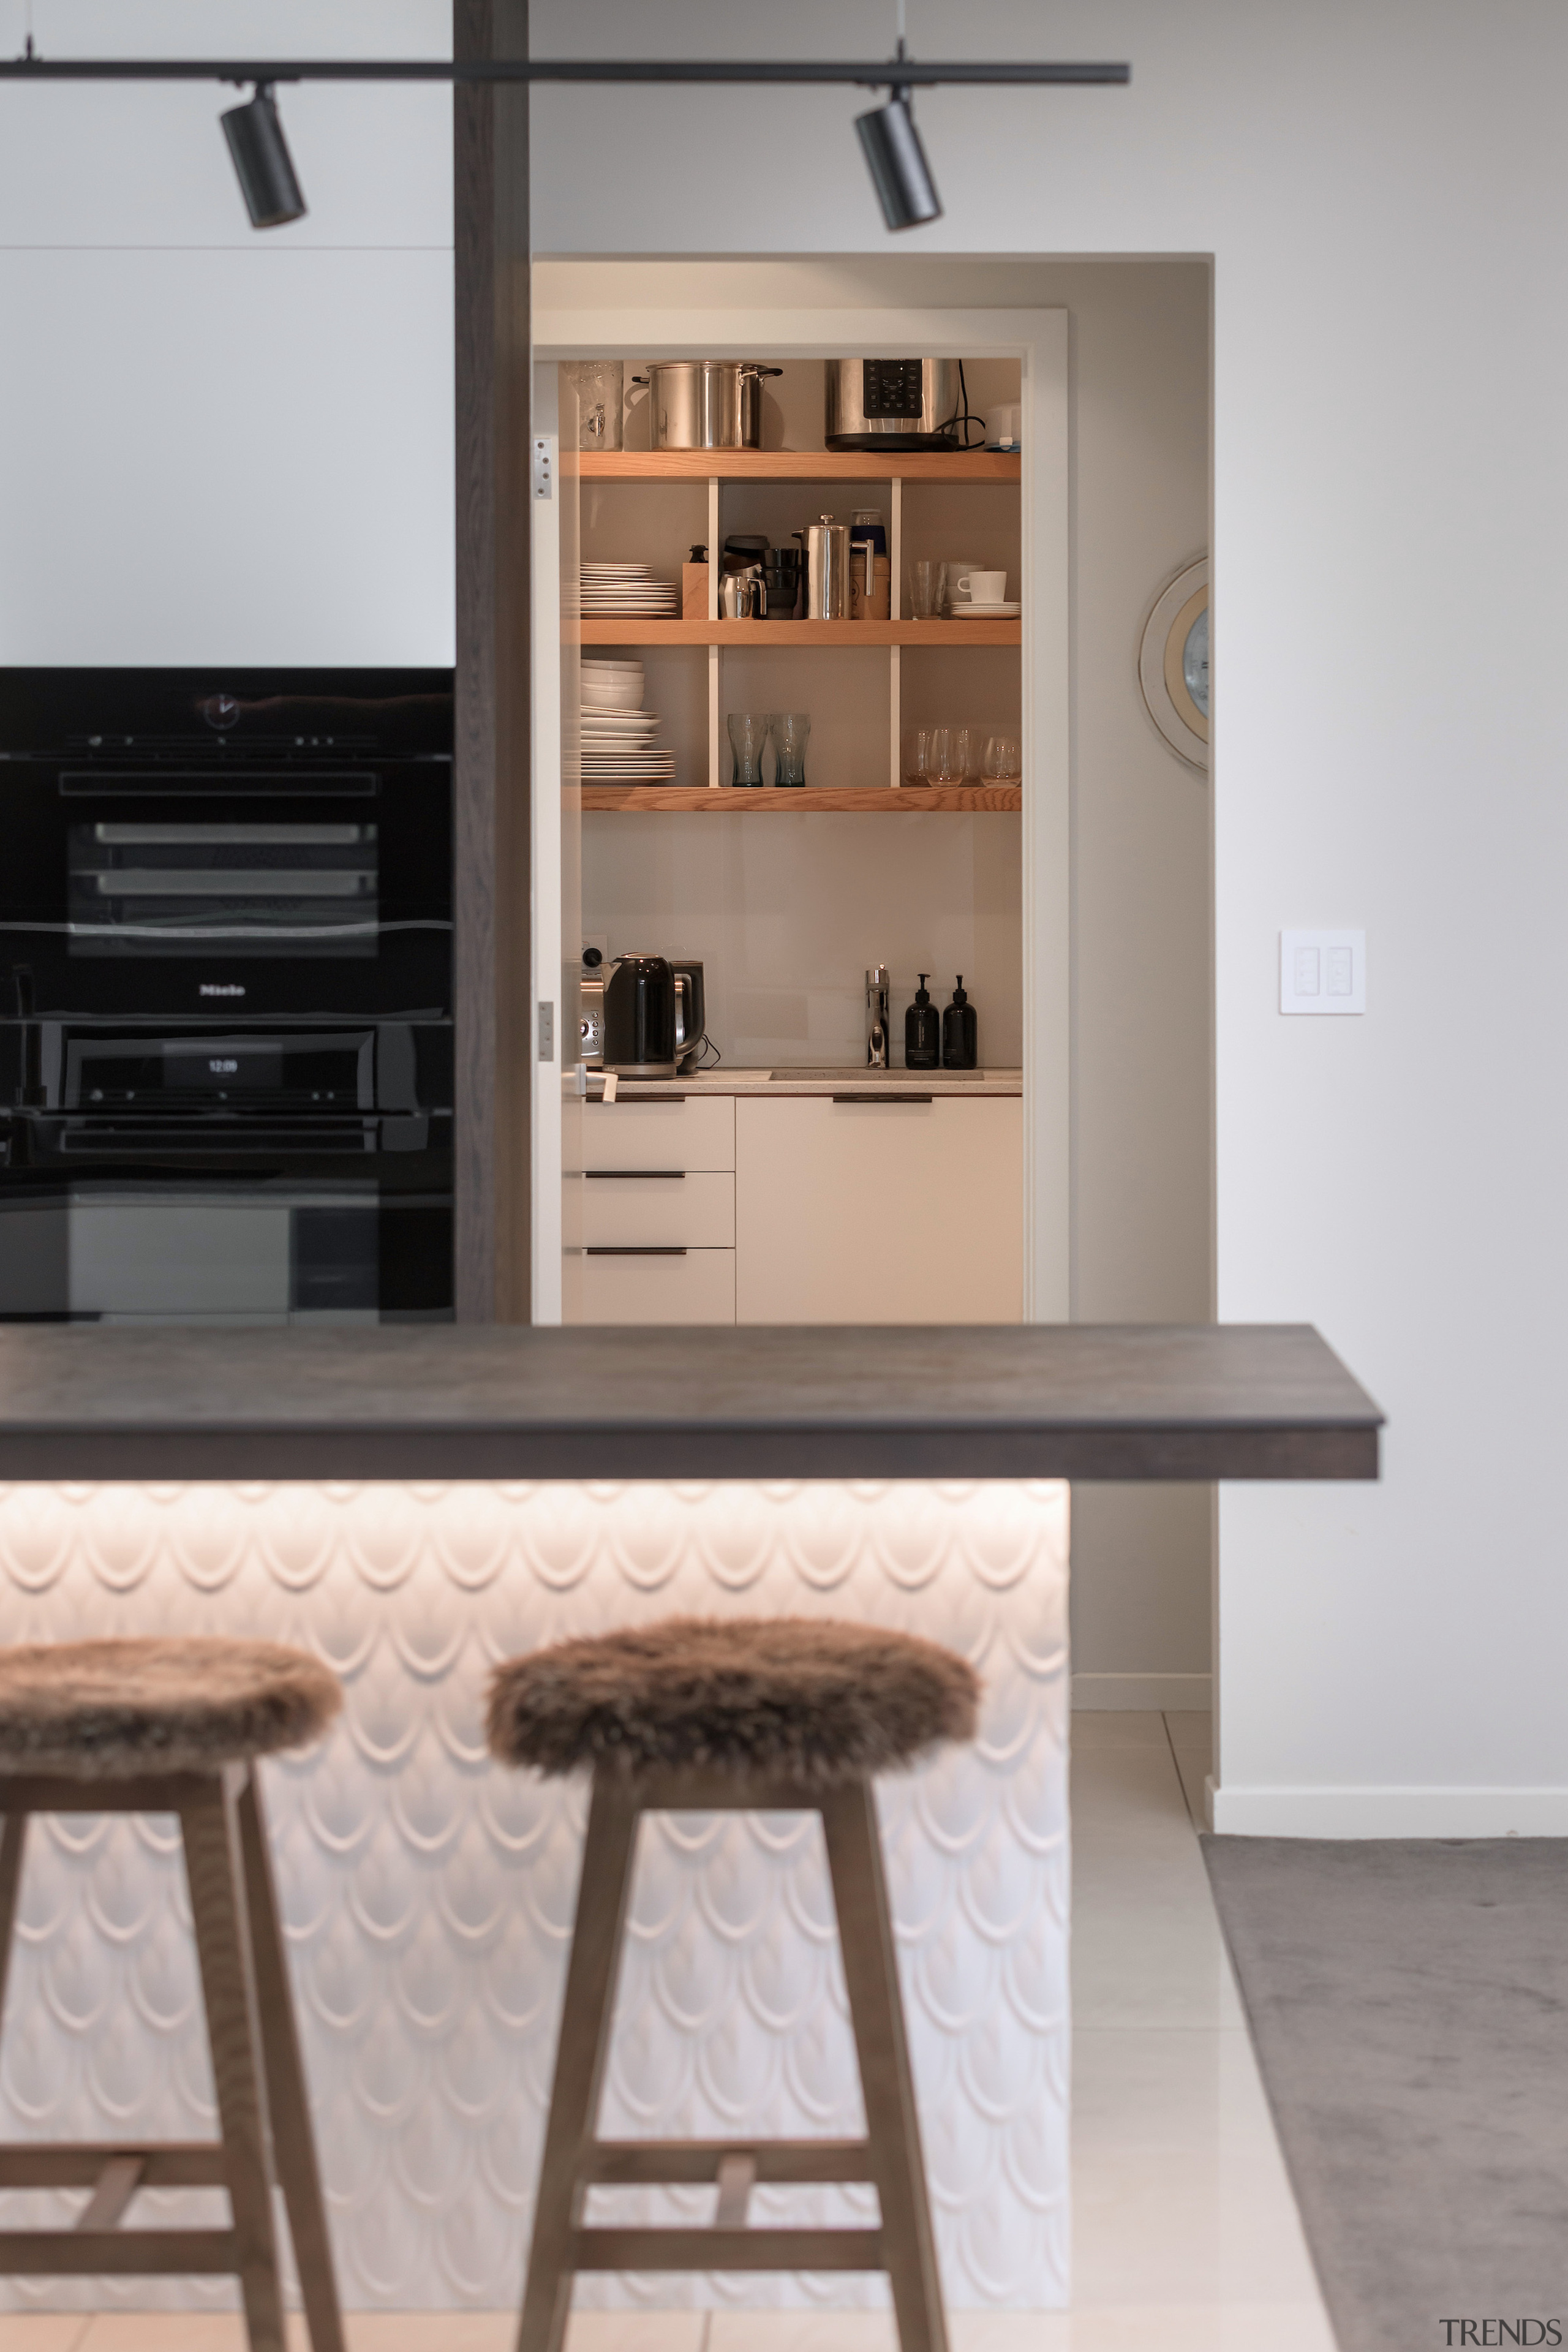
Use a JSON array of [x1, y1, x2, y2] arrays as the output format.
[[453, 0, 531, 1322]]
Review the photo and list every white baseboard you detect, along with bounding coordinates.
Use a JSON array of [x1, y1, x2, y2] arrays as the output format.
[[1211, 1784, 1568, 1838], [1071, 1672, 1212, 1712]]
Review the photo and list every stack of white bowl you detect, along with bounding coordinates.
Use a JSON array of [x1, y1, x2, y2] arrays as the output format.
[[581, 658, 676, 785]]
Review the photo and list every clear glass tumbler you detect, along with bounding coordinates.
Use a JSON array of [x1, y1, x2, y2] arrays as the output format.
[[981, 733, 1022, 782], [772, 712, 812, 787], [909, 560, 948, 620], [565, 360, 624, 451], [925, 726, 962, 783], [728, 711, 771, 787], [902, 728, 932, 784]]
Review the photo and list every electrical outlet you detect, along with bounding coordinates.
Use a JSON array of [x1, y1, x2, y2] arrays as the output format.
[[1280, 929, 1366, 1014]]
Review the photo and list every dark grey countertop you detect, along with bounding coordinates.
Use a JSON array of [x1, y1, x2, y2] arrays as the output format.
[[0, 1323, 1381, 1483]]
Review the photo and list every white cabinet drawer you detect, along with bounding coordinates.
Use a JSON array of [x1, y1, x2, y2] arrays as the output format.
[[579, 1247, 736, 1325], [736, 1095, 1023, 1324], [582, 1172, 734, 1248], [581, 1093, 734, 1174]]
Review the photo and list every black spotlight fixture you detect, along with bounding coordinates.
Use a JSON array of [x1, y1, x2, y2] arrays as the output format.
[[855, 41, 942, 232], [221, 83, 307, 229]]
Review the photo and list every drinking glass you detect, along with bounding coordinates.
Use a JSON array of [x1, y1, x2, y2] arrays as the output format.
[[981, 733, 1022, 782], [565, 360, 624, 451], [901, 728, 932, 783], [952, 726, 976, 780], [909, 560, 948, 620], [772, 711, 811, 787], [728, 710, 771, 787], [925, 726, 962, 784]]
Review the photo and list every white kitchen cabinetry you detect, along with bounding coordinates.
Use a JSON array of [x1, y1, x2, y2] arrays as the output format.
[[735, 1095, 1023, 1324], [572, 1095, 736, 1325]]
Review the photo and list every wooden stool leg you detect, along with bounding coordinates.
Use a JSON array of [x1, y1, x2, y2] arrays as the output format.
[[0, 1807, 28, 2032], [181, 1770, 287, 2352], [238, 1765, 346, 2352], [821, 1779, 949, 2352], [516, 1771, 642, 2352]]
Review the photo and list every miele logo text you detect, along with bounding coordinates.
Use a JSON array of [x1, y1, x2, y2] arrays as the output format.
[[199, 984, 245, 997], [1442, 2326, 1563, 2345]]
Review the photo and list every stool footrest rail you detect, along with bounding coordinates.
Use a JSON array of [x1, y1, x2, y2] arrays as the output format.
[[571, 2226, 886, 2272], [586, 2138, 872, 2185]]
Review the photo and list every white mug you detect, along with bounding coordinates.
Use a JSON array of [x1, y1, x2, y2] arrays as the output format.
[[956, 570, 1007, 605]]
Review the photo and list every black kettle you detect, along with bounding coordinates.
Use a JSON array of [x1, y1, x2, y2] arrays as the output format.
[[603, 953, 680, 1078]]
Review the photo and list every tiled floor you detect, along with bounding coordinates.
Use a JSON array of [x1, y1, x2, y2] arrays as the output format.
[[2, 1714, 1332, 2352]]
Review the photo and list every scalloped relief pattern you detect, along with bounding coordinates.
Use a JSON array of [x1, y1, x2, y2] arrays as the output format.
[[0, 1478, 1069, 2315]]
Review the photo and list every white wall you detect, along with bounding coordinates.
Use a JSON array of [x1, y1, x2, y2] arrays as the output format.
[[531, 0, 1568, 1832], [0, 1, 454, 664]]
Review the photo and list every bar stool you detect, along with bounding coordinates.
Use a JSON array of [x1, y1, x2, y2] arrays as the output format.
[[0, 1637, 345, 2352], [487, 1614, 979, 2352]]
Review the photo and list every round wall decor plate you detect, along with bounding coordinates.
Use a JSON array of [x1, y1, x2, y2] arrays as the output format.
[[1139, 557, 1209, 771]]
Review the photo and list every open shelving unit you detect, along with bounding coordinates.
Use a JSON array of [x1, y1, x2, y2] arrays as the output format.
[[580, 451, 1022, 484], [578, 446, 1022, 812], [579, 783, 1022, 813]]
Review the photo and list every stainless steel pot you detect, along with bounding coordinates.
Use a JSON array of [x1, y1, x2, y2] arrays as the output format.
[[824, 357, 965, 451], [793, 516, 851, 620], [635, 362, 782, 451]]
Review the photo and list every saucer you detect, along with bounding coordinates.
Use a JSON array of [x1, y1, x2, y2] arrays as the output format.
[[952, 600, 1020, 618]]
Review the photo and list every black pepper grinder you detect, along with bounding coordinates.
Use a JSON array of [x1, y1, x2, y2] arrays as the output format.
[[942, 976, 978, 1070], [905, 973, 940, 1070]]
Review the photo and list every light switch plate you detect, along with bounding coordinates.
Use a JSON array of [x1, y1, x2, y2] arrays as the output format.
[[1280, 928, 1366, 1014]]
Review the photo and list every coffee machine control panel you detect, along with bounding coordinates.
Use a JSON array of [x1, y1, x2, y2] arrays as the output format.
[[861, 358, 926, 418]]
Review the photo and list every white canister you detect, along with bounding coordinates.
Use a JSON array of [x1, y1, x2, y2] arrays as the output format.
[[983, 400, 1022, 452]]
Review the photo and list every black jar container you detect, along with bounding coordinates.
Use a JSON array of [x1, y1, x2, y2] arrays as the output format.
[[905, 973, 940, 1070], [603, 953, 679, 1078], [941, 976, 978, 1070]]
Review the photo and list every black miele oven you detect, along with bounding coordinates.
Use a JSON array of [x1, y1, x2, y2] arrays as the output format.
[[0, 668, 453, 1322]]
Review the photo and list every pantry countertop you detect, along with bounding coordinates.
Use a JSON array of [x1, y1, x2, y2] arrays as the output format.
[[569, 1065, 1023, 1097]]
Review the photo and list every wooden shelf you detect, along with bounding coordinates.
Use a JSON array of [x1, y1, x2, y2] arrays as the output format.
[[578, 450, 1021, 483], [579, 785, 1022, 813], [578, 618, 1020, 647]]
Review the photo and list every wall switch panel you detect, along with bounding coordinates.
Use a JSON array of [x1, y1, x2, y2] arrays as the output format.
[[1280, 928, 1366, 1014]]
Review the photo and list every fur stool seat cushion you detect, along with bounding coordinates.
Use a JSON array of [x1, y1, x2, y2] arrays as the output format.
[[0, 1638, 342, 1780], [486, 1615, 979, 1785]]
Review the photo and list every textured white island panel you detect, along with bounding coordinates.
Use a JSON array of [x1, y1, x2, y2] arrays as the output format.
[[0, 1477, 1069, 2315]]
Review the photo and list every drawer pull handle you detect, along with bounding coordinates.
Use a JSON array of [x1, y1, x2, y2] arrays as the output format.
[[831, 1093, 934, 1106], [585, 1246, 688, 1257], [592, 1093, 687, 1104], [584, 1170, 686, 1180]]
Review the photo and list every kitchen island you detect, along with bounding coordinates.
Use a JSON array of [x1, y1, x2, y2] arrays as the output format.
[[0, 1324, 1378, 2320]]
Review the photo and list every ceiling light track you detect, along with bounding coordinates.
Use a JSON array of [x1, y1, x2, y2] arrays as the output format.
[[0, 57, 1129, 86], [2, 51, 1129, 236]]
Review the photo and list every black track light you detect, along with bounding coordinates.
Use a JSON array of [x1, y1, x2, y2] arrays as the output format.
[[221, 83, 306, 228], [856, 86, 942, 230]]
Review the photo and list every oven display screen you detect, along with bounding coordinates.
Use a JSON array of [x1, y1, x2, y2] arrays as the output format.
[[67, 822, 379, 957]]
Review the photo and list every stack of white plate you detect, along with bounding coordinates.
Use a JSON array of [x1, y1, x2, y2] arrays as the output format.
[[579, 561, 680, 617], [581, 658, 676, 784]]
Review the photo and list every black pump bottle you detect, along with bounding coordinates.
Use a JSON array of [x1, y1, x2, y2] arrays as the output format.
[[942, 976, 978, 1070], [905, 972, 940, 1070]]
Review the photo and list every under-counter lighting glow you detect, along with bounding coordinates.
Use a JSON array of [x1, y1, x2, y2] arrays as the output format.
[[221, 84, 306, 228]]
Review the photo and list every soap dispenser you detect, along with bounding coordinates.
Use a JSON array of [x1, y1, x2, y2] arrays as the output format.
[[905, 973, 940, 1071], [942, 976, 978, 1070]]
